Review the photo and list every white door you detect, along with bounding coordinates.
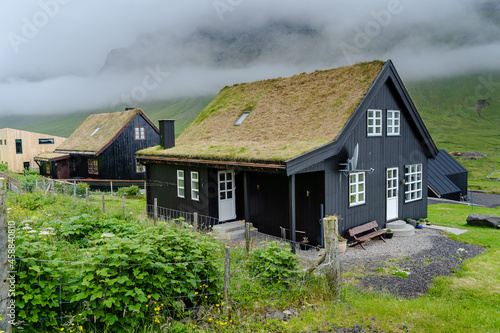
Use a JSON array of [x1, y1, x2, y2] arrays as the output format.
[[386, 168, 399, 221], [218, 170, 236, 221]]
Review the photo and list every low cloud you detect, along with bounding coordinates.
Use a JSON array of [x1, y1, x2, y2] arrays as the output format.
[[0, 0, 498, 115]]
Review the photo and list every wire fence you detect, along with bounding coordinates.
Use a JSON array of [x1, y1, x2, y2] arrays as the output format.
[[14, 248, 315, 331]]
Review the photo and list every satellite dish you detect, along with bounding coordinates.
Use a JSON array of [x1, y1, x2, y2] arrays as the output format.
[[347, 143, 359, 172]]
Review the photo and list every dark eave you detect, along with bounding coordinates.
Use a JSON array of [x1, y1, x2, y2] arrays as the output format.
[[137, 155, 286, 174]]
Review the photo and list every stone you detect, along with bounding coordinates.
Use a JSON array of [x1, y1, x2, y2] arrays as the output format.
[[466, 214, 500, 228], [266, 311, 285, 320]]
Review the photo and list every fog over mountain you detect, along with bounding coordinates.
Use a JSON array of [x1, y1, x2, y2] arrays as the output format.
[[0, 0, 499, 115]]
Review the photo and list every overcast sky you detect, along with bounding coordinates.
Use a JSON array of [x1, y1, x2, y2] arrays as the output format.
[[0, 0, 499, 115]]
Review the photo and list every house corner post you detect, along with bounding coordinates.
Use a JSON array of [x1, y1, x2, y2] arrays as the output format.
[[288, 174, 296, 253], [323, 215, 341, 299], [0, 178, 13, 333]]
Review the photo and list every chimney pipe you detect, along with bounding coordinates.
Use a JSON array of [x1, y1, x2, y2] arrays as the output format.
[[159, 119, 175, 149], [125, 107, 135, 111]]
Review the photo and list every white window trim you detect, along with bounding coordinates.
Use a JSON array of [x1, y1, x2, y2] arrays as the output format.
[[134, 126, 146, 140], [387, 110, 400, 136], [191, 171, 199, 201], [367, 109, 382, 137], [177, 170, 185, 198], [404, 164, 422, 203], [349, 172, 365, 207]]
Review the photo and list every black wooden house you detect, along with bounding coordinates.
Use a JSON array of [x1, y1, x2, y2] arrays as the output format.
[[36, 108, 159, 181], [137, 60, 438, 243]]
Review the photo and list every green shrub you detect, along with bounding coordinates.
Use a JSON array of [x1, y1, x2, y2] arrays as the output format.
[[76, 182, 90, 196], [117, 185, 141, 197], [14, 216, 223, 331], [0, 163, 8, 172], [248, 241, 298, 286]]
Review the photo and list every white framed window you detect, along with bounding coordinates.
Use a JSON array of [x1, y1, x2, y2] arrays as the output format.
[[191, 171, 199, 201], [387, 110, 400, 136], [136, 161, 146, 173], [88, 159, 99, 175], [177, 170, 185, 198], [405, 164, 422, 202], [367, 109, 382, 136], [349, 172, 365, 206], [134, 127, 146, 140]]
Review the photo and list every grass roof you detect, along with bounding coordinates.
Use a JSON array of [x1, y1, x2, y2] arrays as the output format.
[[55, 109, 142, 155], [34, 152, 70, 162], [138, 61, 385, 162]]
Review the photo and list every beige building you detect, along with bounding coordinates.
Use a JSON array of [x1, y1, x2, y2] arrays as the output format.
[[0, 128, 66, 173]]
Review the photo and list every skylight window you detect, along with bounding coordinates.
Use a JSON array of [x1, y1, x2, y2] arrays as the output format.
[[234, 111, 251, 126], [90, 126, 101, 137]]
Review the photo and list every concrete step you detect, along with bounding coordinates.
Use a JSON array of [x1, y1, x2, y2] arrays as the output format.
[[213, 221, 258, 240], [217, 227, 259, 240], [214, 221, 252, 233], [388, 224, 415, 237], [386, 220, 408, 230]]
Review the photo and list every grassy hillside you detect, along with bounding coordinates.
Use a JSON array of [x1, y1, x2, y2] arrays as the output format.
[[406, 71, 500, 193], [0, 96, 214, 138]]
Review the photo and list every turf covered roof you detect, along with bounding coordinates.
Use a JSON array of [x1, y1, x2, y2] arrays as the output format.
[[56, 108, 150, 155], [138, 61, 385, 162]]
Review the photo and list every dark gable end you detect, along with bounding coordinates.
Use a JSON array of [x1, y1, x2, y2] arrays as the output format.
[[285, 60, 438, 175]]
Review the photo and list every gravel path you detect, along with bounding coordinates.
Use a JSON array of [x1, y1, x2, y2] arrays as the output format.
[[307, 228, 483, 298]]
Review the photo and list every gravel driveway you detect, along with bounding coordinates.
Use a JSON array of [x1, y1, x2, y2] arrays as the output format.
[[334, 228, 483, 298]]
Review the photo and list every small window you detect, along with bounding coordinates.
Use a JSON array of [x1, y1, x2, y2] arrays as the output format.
[[387, 110, 400, 136], [136, 161, 146, 173], [349, 172, 365, 206], [4, 140, 6, 145], [405, 164, 422, 202], [367, 109, 382, 136], [134, 127, 146, 140], [23, 162, 30, 170], [39, 138, 55, 144], [0, 140, 2, 145], [177, 170, 185, 198], [88, 159, 99, 175], [234, 111, 251, 126], [15, 139, 22, 154], [90, 126, 101, 137], [191, 171, 199, 201]]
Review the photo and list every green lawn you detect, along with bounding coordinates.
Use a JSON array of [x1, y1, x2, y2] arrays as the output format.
[[280, 204, 500, 333]]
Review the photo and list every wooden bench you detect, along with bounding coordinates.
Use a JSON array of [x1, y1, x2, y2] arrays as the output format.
[[347, 220, 387, 250]]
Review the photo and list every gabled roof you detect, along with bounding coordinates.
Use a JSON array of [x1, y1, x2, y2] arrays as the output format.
[[428, 149, 468, 196], [138, 61, 386, 162], [138, 60, 438, 174], [55, 108, 158, 156]]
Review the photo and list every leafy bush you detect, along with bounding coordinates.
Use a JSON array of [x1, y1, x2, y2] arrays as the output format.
[[116, 185, 141, 197], [76, 182, 90, 196], [14, 192, 58, 210], [14, 215, 223, 331], [0, 162, 8, 172], [248, 241, 298, 286]]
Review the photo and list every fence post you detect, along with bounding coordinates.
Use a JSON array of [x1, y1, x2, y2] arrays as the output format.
[[245, 221, 251, 254], [122, 196, 126, 215], [49, 179, 55, 195], [102, 193, 105, 214], [63, 183, 67, 196], [73, 181, 76, 204], [86, 188, 89, 205], [0, 178, 12, 333], [35, 178, 39, 190], [153, 198, 157, 225], [193, 212, 198, 232], [223, 246, 230, 317], [110, 181, 113, 196], [323, 215, 341, 299]]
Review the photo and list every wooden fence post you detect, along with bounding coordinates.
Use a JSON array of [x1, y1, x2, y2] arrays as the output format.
[[110, 181, 113, 196], [73, 181, 76, 204], [223, 246, 230, 317], [0, 178, 13, 333], [122, 196, 126, 215], [245, 221, 251, 254], [323, 215, 341, 298], [63, 183, 67, 196], [102, 193, 105, 214], [193, 212, 198, 232], [86, 188, 89, 205], [153, 198, 157, 225], [35, 178, 39, 190]]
